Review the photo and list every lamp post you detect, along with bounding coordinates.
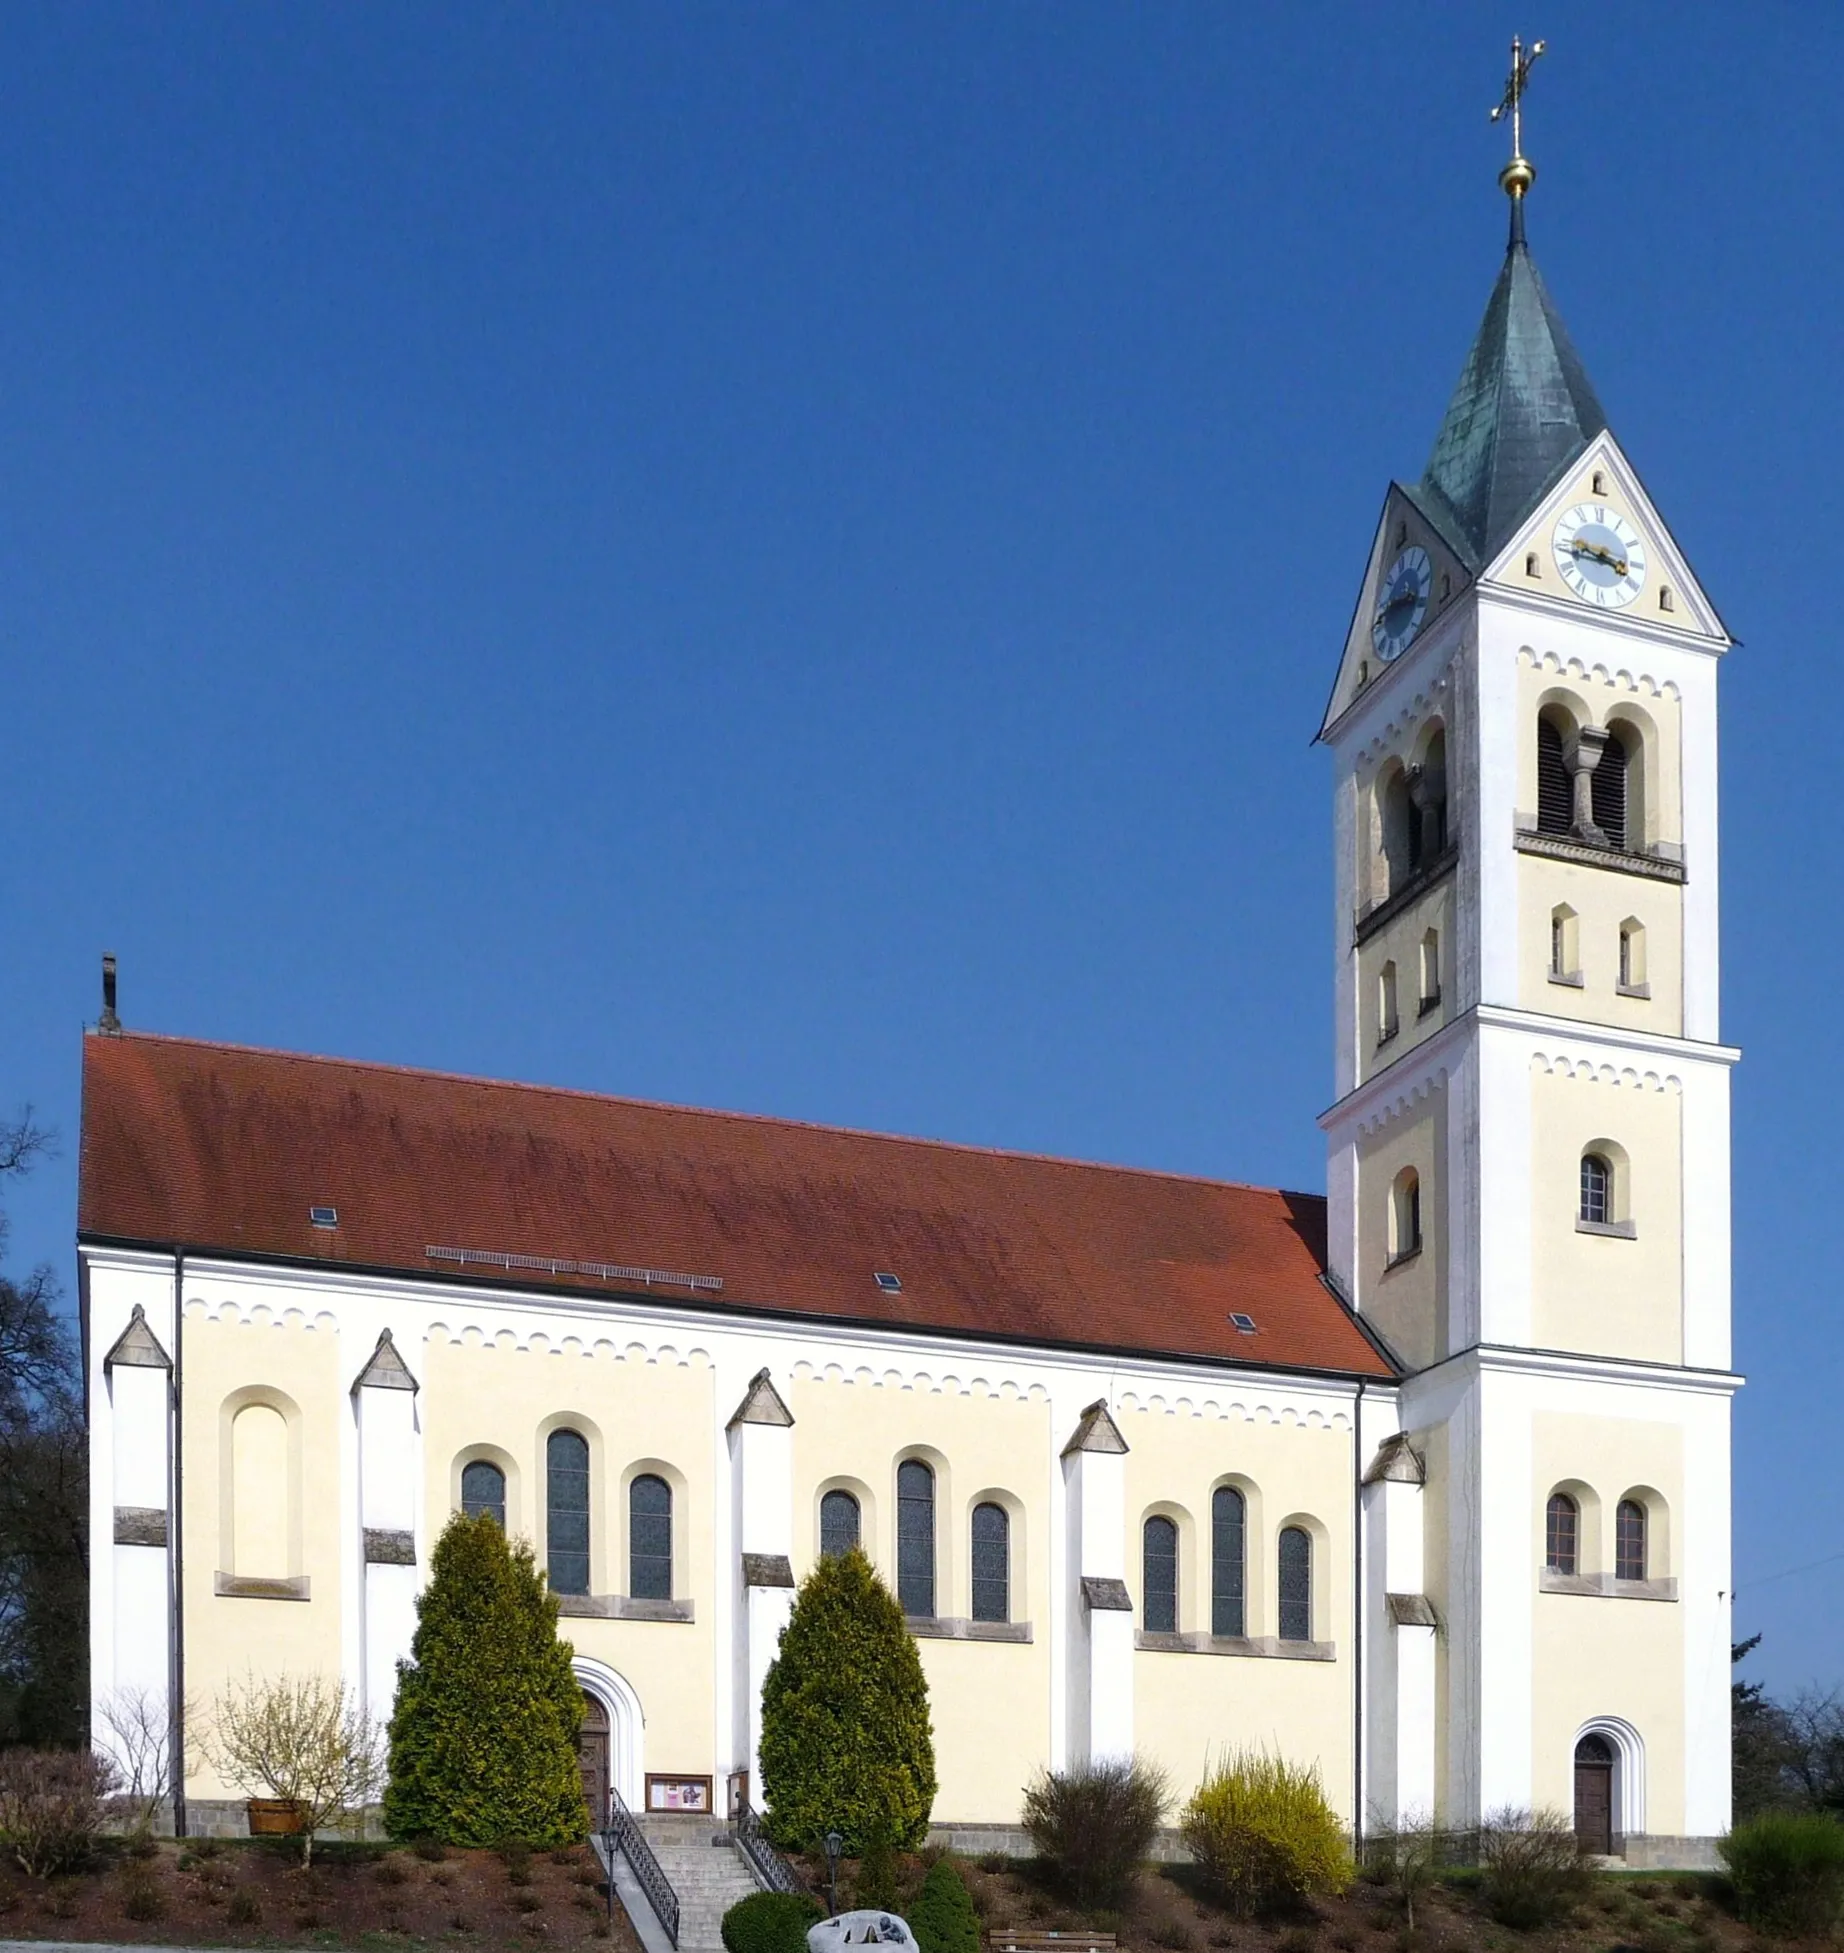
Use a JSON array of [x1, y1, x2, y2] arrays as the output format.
[[823, 1831, 844, 1916]]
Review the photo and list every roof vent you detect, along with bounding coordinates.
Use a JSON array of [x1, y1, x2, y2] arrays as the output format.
[[874, 1271, 903, 1294], [1228, 1312, 1257, 1334], [310, 1206, 339, 1230]]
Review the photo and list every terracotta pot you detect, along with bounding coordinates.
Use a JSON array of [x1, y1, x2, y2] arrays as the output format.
[[246, 1798, 306, 1836]]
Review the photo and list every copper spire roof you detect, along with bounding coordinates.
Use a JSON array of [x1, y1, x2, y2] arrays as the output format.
[[78, 1031, 1391, 1379]]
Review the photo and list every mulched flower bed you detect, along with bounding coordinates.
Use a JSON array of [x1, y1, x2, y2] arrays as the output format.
[[0, 1836, 644, 1949]]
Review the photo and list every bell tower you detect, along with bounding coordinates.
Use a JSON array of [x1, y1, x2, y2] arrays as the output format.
[[1321, 50, 1740, 1860]]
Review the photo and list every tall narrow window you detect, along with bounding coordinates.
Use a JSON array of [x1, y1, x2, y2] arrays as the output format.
[[1378, 962, 1399, 1041], [1419, 928, 1440, 1008], [820, 1489, 861, 1558], [1537, 718, 1572, 835], [1211, 1486, 1246, 1639], [1389, 1167, 1422, 1262], [1593, 731, 1628, 849], [1278, 1527, 1313, 1642], [462, 1459, 506, 1528], [1619, 919, 1647, 991], [971, 1502, 1010, 1624], [896, 1460, 935, 1618], [547, 1429, 591, 1597], [629, 1473, 672, 1600], [1580, 1153, 1612, 1226], [1142, 1516, 1178, 1634], [1550, 905, 1579, 981], [1546, 1492, 1580, 1574], [1615, 1500, 1647, 1582]]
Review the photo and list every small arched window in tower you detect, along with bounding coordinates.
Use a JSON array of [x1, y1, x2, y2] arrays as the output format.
[[1593, 729, 1629, 850], [1545, 1492, 1580, 1574], [1211, 1486, 1246, 1639], [1526, 551, 1541, 578], [897, 1459, 936, 1618], [1616, 1499, 1648, 1582], [820, 1488, 861, 1558], [1389, 1166, 1422, 1263], [971, 1502, 1010, 1624], [1278, 1526, 1313, 1642], [1378, 962, 1399, 1043], [629, 1473, 672, 1600], [1419, 928, 1440, 1011], [1659, 586, 1675, 614], [1619, 918, 1648, 993], [1550, 905, 1580, 983], [1580, 1152, 1613, 1227], [547, 1429, 591, 1597], [1537, 718, 1573, 835], [1142, 1515, 1178, 1634], [462, 1459, 506, 1528]]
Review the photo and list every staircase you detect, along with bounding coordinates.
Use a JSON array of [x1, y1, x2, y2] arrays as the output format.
[[639, 1812, 764, 1953]]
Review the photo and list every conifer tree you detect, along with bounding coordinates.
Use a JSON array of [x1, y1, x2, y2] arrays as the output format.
[[758, 1547, 936, 1852], [384, 1511, 587, 1846]]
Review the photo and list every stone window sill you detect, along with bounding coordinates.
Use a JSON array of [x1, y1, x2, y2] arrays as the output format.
[[1548, 969, 1584, 988], [1384, 1244, 1423, 1273], [214, 1572, 310, 1602], [1135, 1630, 1335, 1662], [555, 1593, 695, 1623], [1539, 1568, 1677, 1602], [906, 1615, 1032, 1644], [1376, 1026, 1399, 1049], [1417, 991, 1442, 1018], [1576, 1217, 1637, 1240], [1616, 981, 1652, 1000]]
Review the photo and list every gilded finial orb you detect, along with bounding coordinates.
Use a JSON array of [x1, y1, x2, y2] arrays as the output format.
[[1499, 154, 1536, 200]]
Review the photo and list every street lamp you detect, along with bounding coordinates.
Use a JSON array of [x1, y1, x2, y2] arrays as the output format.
[[823, 1831, 844, 1916]]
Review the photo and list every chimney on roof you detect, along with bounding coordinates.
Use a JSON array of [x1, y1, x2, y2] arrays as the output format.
[[99, 953, 121, 1034]]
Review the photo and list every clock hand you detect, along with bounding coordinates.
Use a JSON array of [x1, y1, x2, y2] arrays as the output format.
[[1569, 539, 1629, 576]]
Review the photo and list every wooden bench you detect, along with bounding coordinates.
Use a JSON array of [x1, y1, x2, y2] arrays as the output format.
[[987, 1934, 1118, 1953]]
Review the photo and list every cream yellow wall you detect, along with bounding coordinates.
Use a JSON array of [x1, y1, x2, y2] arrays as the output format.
[[1121, 1403, 1353, 1817], [420, 1333, 719, 1781], [1357, 879, 1456, 1085], [180, 1316, 345, 1800], [1530, 1412, 1687, 1833], [1530, 1066, 1683, 1363], [1517, 854, 1683, 1034], [787, 1374, 1052, 1824], [1356, 1098, 1446, 1372]]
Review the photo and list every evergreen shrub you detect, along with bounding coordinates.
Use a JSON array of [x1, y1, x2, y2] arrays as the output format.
[[759, 1548, 937, 1851], [1720, 1811, 1844, 1937], [1021, 1757, 1168, 1908], [854, 1832, 901, 1910], [1476, 1810, 1592, 1930], [720, 1889, 823, 1953], [383, 1511, 586, 1847], [1181, 1751, 1352, 1917], [911, 1857, 979, 1953]]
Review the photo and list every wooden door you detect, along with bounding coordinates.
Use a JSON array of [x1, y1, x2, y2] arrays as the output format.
[[578, 1691, 610, 1829], [1573, 1735, 1614, 1855]]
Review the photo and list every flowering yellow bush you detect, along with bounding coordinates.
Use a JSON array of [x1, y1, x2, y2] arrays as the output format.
[[1180, 1750, 1353, 1917]]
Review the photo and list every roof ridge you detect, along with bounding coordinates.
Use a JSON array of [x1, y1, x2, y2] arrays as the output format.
[[91, 1029, 1324, 1207]]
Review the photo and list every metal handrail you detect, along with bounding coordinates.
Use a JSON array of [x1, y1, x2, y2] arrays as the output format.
[[733, 1797, 805, 1898], [603, 1784, 682, 1947]]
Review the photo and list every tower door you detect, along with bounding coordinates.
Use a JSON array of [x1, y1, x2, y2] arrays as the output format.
[[578, 1690, 610, 1828], [1573, 1734, 1614, 1854]]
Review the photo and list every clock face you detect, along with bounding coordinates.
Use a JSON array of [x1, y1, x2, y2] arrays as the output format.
[[1372, 546, 1433, 661], [1552, 504, 1647, 608]]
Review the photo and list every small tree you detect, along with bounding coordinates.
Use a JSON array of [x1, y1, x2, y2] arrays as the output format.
[[759, 1547, 936, 1852], [97, 1683, 193, 1839], [384, 1511, 586, 1847], [208, 1672, 383, 1866], [911, 1856, 980, 1953]]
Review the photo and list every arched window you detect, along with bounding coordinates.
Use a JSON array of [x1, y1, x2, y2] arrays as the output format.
[[1142, 1516, 1178, 1634], [1211, 1486, 1246, 1639], [1580, 1153, 1613, 1226], [1379, 768, 1416, 895], [1419, 928, 1440, 1008], [1619, 919, 1647, 991], [1615, 1500, 1647, 1582], [820, 1489, 861, 1558], [1278, 1526, 1313, 1642], [1418, 731, 1448, 863], [1550, 904, 1579, 981], [1593, 730, 1628, 849], [1389, 1167, 1422, 1262], [1546, 1492, 1580, 1575], [1537, 718, 1572, 835], [896, 1460, 935, 1618], [629, 1474, 672, 1600], [546, 1429, 591, 1596], [971, 1502, 1010, 1623], [1378, 961, 1400, 1041], [462, 1459, 506, 1528]]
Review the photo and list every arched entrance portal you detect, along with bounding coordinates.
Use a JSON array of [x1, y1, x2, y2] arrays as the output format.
[[571, 1658, 644, 1820], [1573, 1734, 1615, 1855], [578, 1692, 609, 1828]]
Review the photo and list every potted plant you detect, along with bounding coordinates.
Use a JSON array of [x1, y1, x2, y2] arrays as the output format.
[[245, 1797, 306, 1836]]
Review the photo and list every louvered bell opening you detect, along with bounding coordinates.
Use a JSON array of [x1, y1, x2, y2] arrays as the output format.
[[1537, 719, 1572, 834], [1592, 734, 1628, 850]]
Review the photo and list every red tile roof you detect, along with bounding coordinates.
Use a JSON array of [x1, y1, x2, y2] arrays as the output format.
[[78, 1032, 1391, 1379]]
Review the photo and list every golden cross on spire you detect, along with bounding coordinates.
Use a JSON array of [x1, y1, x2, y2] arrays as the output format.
[[1490, 34, 1546, 200]]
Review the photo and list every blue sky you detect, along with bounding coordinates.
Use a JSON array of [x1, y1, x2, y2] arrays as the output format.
[[4, 4, 1839, 1694]]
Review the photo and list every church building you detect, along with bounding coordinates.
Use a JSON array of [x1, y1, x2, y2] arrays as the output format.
[[81, 134, 1738, 1870]]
